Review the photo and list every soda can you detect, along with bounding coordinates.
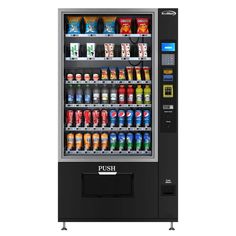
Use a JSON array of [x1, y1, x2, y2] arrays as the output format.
[[126, 110, 134, 127], [84, 133, 91, 150], [110, 133, 117, 151], [101, 110, 108, 127], [75, 110, 82, 127], [126, 133, 134, 151], [92, 110, 100, 127], [143, 110, 151, 127], [75, 133, 83, 150], [135, 133, 142, 151], [66, 110, 74, 127], [92, 133, 100, 151], [101, 133, 108, 150], [109, 110, 117, 127], [118, 133, 126, 151], [143, 133, 151, 151], [118, 110, 125, 127], [67, 133, 74, 150], [83, 110, 91, 127], [135, 110, 142, 127]]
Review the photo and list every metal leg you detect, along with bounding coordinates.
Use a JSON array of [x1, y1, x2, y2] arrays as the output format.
[[169, 222, 175, 230], [61, 222, 67, 230]]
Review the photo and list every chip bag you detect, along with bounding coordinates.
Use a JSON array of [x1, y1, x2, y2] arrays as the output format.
[[67, 16, 82, 34], [109, 67, 117, 80], [119, 18, 132, 34], [118, 67, 126, 80], [84, 16, 98, 34], [101, 67, 108, 80], [136, 18, 149, 34], [102, 16, 116, 34]]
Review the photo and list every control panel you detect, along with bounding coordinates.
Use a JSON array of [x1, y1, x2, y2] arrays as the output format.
[[160, 41, 177, 132]]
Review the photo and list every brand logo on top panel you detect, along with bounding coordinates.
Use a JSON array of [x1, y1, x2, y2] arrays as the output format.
[[161, 10, 176, 16]]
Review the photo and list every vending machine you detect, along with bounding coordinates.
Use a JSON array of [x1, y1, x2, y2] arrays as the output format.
[[58, 8, 178, 230]]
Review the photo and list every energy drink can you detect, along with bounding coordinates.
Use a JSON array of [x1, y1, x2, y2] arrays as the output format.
[[118, 133, 126, 151], [75, 110, 82, 127], [84, 133, 91, 150], [135, 110, 142, 127], [92, 110, 100, 127], [143, 110, 151, 127], [109, 110, 117, 127], [110, 133, 117, 151], [75, 133, 83, 150], [92, 133, 100, 151], [101, 133, 108, 150], [118, 110, 125, 127], [67, 133, 74, 150], [66, 110, 74, 127], [126, 133, 134, 151], [135, 133, 142, 151], [144, 132, 151, 151], [126, 110, 134, 127]]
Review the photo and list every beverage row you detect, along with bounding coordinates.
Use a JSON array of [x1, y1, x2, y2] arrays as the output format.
[[66, 16, 150, 35], [66, 132, 151, 151], [69, 43, 149, 59], [66, 84, 151, 104], [66, 66, 151, 81], [66, 109, 151, 128]]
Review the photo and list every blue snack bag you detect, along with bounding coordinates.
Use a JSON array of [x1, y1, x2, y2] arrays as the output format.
[[84, 16, 98, 34], [67, 16, 82, 34], [102, 16, 116, 34]]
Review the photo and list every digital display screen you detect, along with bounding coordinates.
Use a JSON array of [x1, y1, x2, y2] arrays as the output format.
[[161, 43, 175, 52]]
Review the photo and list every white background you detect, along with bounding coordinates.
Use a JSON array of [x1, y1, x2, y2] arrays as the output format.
[[0, 0, 236, 235]]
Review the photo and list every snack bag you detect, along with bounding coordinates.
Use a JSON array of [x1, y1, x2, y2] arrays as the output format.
[[118, 67, 126, 80], [121, 43, 130, 58], [119, 18, 132, 34], [102, 16, 117, 34], [67, 16, 82, 34], [143, 66, 151, 80], [126, 66, 134, 80], [93, 74, 99, 81], [110, 67, 117, 80], [135, 66, 142, 80], [86, 43, 95, 58], [138, 43, 148, 58], [136, 18, 149, 34], [104, 43, 114, 58], [101, 67, 108, 80], [84, 16, 98, 34], [84, 73, 91, 81]]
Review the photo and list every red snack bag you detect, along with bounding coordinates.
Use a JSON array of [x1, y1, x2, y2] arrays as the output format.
[[119, 18, 132, 34], [136, 18, 149, 34]]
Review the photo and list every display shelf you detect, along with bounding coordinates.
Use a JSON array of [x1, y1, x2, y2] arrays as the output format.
[[65, 33, 152, 38], [65, 150, 151, 155], [65, 103, 152, 108], [65, 57, 151, 61], [65, 127, 151, 131], [65, 80, 151, 85]]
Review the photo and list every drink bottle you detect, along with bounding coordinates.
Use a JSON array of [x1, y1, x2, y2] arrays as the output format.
[[75, 110, 83, 127], [135, 110, 142, 127], [92, 110, 100, 127], [92, 133, 100, 151], [101, 85, 109, 104], [118, 133, 126, 151], [75, 133, 83, 150], [110, 85, 118, 104], [143, 110, 151, 127], [118, 85, 126, 104], [93, 84, 100, 104], [101, 110, 108, 127], [110, 133, 117, 151], [144, 85, 151, 104], [109, 110, 117, 127], [84, 85, 92, 104], [127, 85, 134, 104], [136, 85, 143, 104], [126, 133, 134, 151], [75, 84, 83, 104], [66, 110, 74, 127], [67, 133, 74, 150], [84, 133, 91, 150], [135, 133, 142, 151], [84, 110, 91, 127], [67, 84, 75, 103], [101, 133, 108, 150], [143, 132, 151, 151], [118, 110, 125, 127], [126, 110, 134, 127]]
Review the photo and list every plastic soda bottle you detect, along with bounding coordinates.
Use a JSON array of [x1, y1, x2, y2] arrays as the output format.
[[110, 85, 118, 104], [144, 85, 151, 104], [118, 133, 126, 151], [75, 84, 83, 104], [84, 133, 91, 150], [135, 133, 142, 151], [136, 85, 143, 104], [126, 133, 134, 151], [110, 133, 117, 151], [67, 85, 75, 103], [101, 85, 109, 104], [67, 133, 74, 150], [143, 132, 151, 151], [118, 85, 126, 104], [84, 85, 92, 104], [75, 133, 83, 150], [127, 85, 134, 104], [101, 133, 108, 150], [93, 84, 100, 104], [92, 133, 100, 151]]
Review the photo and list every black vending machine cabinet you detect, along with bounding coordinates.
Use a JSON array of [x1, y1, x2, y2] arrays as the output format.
[[58, 8, 178, 229]]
